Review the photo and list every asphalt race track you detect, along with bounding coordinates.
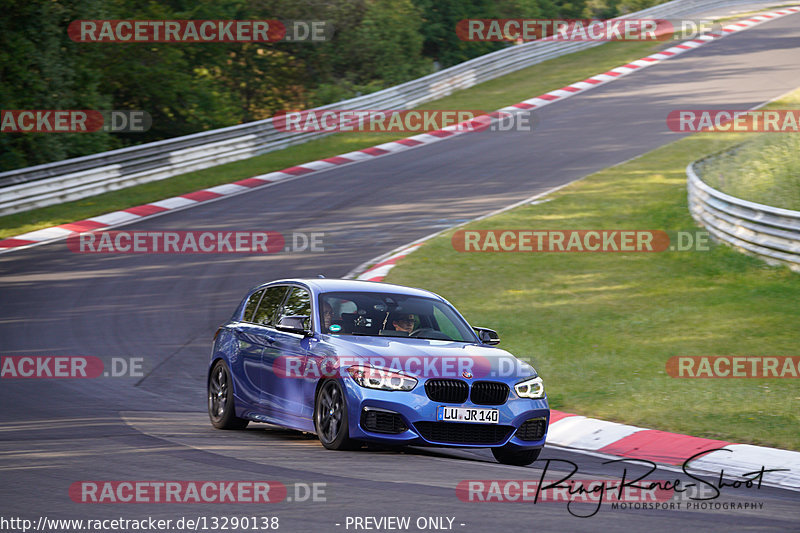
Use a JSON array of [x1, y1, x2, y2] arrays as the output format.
[[2, 10, 800, 532]]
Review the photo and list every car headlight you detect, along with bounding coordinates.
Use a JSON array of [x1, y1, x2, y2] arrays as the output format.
[[347, 365, 417, 391], [515, 376, 545, 399]]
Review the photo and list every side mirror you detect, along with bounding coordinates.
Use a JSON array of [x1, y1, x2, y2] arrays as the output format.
[[473, 327, 500, 345], [276, 315, 313, 336]]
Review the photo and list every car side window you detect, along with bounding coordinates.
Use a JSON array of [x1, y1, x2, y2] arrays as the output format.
[[243, 289, 265, 322], [278, 287, 312, 329], [252, 286, 289, 326]]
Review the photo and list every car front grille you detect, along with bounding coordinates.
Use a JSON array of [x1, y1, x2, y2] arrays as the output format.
[[424, 379, 510, 405], [361, 409, 407, 434], [470, 381, 509, 405], [414, 421, 514, 445], [424, 379, 469, 403], [515, 417, 547, 441]]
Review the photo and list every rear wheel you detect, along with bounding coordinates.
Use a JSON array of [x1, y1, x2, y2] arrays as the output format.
[[314, 380, 360, 450], [208, 360, 249, 430], [492, 445, 541, 466]]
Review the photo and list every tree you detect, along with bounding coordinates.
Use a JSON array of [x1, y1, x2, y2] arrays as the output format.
[[412, 0, 502, 68], [0, 0, 113, 170]]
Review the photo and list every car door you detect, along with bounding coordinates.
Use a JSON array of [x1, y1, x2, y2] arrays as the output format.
[[263, 285, 316, 430], [240, 285, 289, 419], [225, 288, 267, 414]]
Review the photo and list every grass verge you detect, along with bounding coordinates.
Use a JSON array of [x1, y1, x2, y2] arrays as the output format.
[[0, 39, 663, 239], [384, 91, 800, 451]]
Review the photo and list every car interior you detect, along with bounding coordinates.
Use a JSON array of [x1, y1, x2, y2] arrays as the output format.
[[320, 292, 465, 341]]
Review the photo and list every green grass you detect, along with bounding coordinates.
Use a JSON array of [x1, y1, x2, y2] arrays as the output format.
[[0, 39, 662, 239], [696, 89, 800, 210], [384, 92, 800, 451]]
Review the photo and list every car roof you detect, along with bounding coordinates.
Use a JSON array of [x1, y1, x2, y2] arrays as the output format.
[[263, 278, 443, 300]]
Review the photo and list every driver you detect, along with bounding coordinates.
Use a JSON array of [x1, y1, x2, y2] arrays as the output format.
[[391, 313, 416, 335]]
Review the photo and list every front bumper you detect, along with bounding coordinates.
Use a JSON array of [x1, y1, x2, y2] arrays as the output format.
[[342, 378, 549, 449]]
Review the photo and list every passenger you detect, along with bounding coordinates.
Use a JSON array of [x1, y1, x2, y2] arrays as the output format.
[[322, 301, 335, 330]]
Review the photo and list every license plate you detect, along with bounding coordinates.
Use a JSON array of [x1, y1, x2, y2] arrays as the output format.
[[437, 406, 499, 424]]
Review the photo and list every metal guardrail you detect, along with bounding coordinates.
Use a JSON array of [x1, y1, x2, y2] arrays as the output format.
[[687, 161, 800, 271], [0, 0, 755, 215]]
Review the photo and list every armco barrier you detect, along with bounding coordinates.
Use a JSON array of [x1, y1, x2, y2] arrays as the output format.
[[0, 0, 759, 215], [687, 161, 800, 271]]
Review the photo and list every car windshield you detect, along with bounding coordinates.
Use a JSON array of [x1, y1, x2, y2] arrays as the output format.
[[318, 291, 478, 342]]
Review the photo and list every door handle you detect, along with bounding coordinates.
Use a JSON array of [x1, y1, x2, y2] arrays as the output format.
[[264, 335, 276, 344]]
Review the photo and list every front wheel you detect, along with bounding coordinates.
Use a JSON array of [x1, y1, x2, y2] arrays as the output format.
[[492, 445, 541, 466], [208, 360, 249, 430], [314, 380, 360, 450]]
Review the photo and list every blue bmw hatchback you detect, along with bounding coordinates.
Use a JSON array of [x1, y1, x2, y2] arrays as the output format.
[[208, 278, 549, 465]]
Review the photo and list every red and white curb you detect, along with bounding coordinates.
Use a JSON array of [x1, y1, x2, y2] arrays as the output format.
[[547, 410, 800, 489], [0, 177, 296, 252], [352, 242, 426, 281], [2, 5, 798, 255]]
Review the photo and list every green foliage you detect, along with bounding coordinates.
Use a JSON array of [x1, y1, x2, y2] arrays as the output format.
[[0, 0, 114, 168], [344, 0, 430, 86], [1, 0, 670, 170], [411, 0, 503, 68]]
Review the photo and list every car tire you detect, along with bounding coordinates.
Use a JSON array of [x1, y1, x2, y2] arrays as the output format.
[[491, 445, 541, 466], [208, 360, 249, 430], [314, 380, 360, 450]]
